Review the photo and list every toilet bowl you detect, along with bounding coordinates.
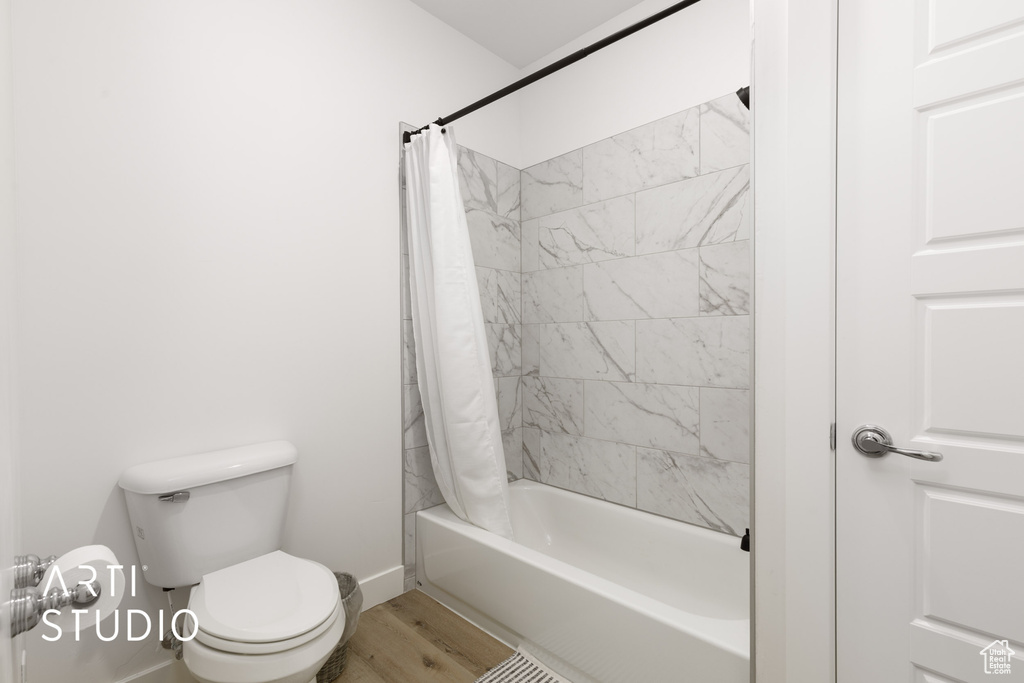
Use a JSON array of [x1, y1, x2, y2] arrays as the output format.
[[118, 442, 347, 683], [183, 551, 344, 683]]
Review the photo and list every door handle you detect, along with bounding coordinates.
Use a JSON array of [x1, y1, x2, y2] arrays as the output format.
[[851, 425, 943, 462]]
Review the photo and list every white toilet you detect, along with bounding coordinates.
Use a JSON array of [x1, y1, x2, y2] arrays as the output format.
[[119, 441, 344, 683]]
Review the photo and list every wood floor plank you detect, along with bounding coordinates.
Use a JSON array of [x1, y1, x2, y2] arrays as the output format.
[[347, 604, 478, 683], [384, 591, 512, 677], [329, 649, 389, 683], [326, 590, 514, 683]]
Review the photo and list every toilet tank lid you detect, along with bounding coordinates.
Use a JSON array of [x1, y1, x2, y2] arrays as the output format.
[[118, 441, 298, 494]]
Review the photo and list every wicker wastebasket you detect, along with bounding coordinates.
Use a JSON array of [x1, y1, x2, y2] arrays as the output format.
[[316, 572, 363, 683]]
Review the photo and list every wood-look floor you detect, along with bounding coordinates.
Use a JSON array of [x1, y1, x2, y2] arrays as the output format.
[[331, 590, 514, 683]]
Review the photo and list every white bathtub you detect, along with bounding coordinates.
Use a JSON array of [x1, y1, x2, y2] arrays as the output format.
[[416, 480, 750, 683]]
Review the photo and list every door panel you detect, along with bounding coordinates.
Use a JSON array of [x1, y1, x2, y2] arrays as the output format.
[[925, 93, 1024, 240], [924, 300, 1024, 437], [837, 0, 1024, 679], [919, 486, 1024, 642], [928, 0, 1024, 51]]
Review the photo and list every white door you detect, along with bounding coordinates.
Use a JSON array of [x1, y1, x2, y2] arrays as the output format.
[[0, 154, 17, 683], [837, 0, 1024, 681], [0, 0, 17, 678], [0, 137, 17, 683], [0, 317, 16, 683], [0, 358, 16, 683], [0, 0, 16, 675]]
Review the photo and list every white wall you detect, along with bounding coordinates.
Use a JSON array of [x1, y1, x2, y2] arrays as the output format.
[[11, 1, 519, 681], [517, 0, 749, 168]]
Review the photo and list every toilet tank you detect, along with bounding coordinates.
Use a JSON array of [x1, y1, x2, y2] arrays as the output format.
[[118, 441, 298, 589]]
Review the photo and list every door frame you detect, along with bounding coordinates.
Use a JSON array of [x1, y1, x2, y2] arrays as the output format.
[[751, 0, 839, 681]]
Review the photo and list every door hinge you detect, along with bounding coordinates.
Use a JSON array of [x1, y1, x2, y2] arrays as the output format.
[[830, 423, 837, 451]]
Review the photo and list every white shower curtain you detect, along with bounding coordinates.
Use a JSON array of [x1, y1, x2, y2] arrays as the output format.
[[403, 124, 514, 540]]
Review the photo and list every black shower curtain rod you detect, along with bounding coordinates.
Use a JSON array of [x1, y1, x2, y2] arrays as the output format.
[[404, 0, 745, 145]]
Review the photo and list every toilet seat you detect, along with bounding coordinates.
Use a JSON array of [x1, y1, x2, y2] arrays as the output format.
[[188, 550, 341, 655], [187, 599, 342, 656]]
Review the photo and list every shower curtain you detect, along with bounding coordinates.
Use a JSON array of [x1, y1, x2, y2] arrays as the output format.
[[403, 124, 514, 540]]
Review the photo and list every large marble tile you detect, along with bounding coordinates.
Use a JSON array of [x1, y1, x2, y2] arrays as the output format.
[[537, 196, 635, 269], [521, 218, 540, 272], [503, 427, 523, 480], [523, 376, 584, 435], [405, 446, 444, 514], [699, 240, 750, 316], [584, 249, 700, 321], [700, 93, 751, 174], [635, 165, 750, 253], [522, 427, 541, 480], [582, 108, 699, 203], [540, 321, 635, 382], [637, 448, 749, 535], [522, 324, 541, 377], [402, 319, 417, 385], [584, 381, 699, 454], [636, 316, 750, 388], [496, 270, 521, 325], [403, 384, 428, 449], [521, 150, 584, 220], [523, 266, 583, 324], [466, 209, 521, 272], [700, 388, 750, 463], [496, 161, 521, 220], [486, 324, 521, 378], [457, 146, 498, 214], [476, 266, 497, 323], [495, 376, 522, 434], [539, 432, 637, 506]]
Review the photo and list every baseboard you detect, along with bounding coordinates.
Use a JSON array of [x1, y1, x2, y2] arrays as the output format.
[[357, 564, 404, 610], [115, 659, 193, 683]]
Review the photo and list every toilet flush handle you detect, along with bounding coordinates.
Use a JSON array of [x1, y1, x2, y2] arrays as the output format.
[[158, 491, 190, 503]]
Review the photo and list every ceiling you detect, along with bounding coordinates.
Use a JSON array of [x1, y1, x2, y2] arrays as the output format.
[[406, 0, 653, 68]]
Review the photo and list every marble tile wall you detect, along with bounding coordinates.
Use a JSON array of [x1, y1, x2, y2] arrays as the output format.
[[401, 139, 522, 590], [520, 92, 751, 537], [401, 92, 751, 589]]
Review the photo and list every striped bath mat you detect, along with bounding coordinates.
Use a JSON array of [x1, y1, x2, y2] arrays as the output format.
[[476, 649, 573, 683]]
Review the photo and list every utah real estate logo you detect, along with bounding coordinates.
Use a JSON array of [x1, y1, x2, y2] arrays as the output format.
[[981, 640, 1014, 675]]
